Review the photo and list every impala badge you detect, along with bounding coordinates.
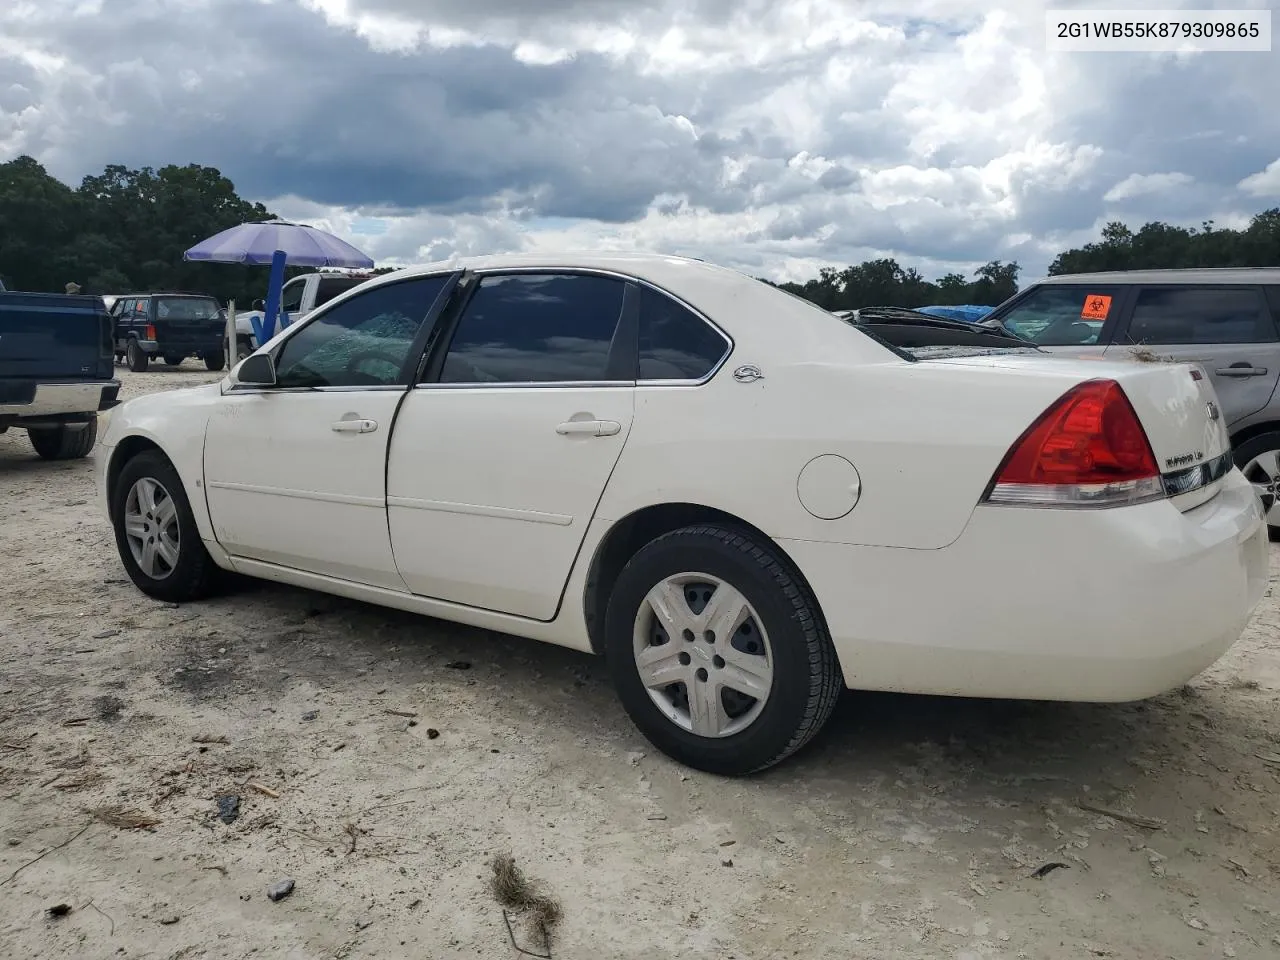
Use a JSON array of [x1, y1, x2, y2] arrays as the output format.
[[733, 364, 763, 383], [1206, 401, 1220, 422]]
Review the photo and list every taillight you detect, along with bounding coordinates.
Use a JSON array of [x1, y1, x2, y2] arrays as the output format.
[[984, 379, 1164, 507], [145, 324, 157, 340]]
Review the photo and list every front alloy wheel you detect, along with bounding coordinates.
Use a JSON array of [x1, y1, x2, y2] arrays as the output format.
[[123, 477, 181, 580], [110, 450, 220, 602]]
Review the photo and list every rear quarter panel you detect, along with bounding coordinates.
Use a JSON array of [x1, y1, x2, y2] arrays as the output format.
[[596, 358, 1088, 550]]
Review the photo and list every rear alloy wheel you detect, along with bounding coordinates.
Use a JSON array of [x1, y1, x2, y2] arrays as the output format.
[[28, 419, 97, 460], [111, 450, 219, 602], [204, 348, 226, 372], [126, 339, 149, 372], [604, 524, 841, 776], [1235, 431, 1280, 540]]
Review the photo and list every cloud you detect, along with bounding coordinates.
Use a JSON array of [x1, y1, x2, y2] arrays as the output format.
[[1103, 172, 1194, 203], [1239, 159, 1280, 199], [2, 0, 1278, 285]]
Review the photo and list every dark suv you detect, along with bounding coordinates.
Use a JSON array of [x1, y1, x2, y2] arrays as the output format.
[[982, 268, 1280, 535], [111, 293, 226, 372]]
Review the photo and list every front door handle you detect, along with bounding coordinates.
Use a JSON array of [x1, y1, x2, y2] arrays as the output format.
[[331, 418, 377, 433], [556, 419, 621, 437], [1215, 363, 1268, 378]]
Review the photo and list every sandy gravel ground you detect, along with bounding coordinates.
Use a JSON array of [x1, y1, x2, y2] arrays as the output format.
[[1, 366, 1278, 960]]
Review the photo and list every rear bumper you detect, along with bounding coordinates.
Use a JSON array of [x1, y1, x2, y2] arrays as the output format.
[[0, 378, 120, 425], [780, 468, 1269, 702]]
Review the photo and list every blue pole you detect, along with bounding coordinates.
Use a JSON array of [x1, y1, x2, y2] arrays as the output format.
[[259, 249, 288, 342]]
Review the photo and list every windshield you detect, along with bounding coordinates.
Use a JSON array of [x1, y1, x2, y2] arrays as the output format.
[[156, 297, 221, 321]]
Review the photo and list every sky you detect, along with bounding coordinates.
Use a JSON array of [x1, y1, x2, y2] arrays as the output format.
[[1, 0, 1278, 285]]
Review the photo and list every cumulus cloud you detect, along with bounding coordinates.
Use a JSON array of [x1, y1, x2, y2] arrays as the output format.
[[1, 0, 1277, 283], [1239, 159, 1280, 199]]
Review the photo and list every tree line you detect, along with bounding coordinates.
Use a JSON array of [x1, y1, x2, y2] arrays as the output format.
[[2, 155, 1278, 309]]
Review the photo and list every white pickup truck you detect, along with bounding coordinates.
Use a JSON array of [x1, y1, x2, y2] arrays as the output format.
[[229, 272, 375, 360]]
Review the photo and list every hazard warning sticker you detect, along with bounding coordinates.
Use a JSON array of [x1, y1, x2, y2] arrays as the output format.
[[1081, 294, 1112, 320]]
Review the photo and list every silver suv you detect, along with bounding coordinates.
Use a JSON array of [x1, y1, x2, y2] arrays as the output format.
[[984, 268, 1280, 536]]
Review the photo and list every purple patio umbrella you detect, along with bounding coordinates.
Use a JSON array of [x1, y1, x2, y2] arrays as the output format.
[[184, 219, 374, 341]]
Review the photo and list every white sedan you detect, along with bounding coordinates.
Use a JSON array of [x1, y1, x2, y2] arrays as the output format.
[[97, 254, 1269, 775]]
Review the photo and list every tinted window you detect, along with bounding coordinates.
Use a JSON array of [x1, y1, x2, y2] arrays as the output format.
[[638, 286, 727, 380], [156, 297, 219, 321], [438, 273, 627, 384], [1126, 287, 1276, 345], [279, 280, 307, 314], [135, 299, 150, 317], [995, 285, 1124, 346], [273, 275, 449, 388], [315, 277, 362, 308]]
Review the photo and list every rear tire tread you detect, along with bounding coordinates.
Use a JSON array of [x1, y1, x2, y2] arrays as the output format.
[[28, 419, 98, 460]]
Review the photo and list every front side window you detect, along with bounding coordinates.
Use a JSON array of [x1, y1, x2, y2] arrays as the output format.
[[1125, 287, 1276, 345], [273, 275, 450, 388], [637, 286, 729, 380], [280, 279, 307, 314], [438, 273, 628, 384], [994, 285, 1124, 346]]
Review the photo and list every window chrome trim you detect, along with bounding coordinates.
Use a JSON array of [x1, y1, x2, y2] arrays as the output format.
[[224, 383, 407, 395], [414, 380, 633, 391], [465, 265, 735, 388]]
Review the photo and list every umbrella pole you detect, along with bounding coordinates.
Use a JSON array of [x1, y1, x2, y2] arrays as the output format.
[[262, 249, 288, 341]]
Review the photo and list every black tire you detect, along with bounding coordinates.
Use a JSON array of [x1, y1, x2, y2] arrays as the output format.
[[234, 338, 253, 362], [110, 449, 220, 602], [204, 348, 226, 372], [603, 524, 841, 776], [28, 419, 98, 460], [1233, 431, 1280, 540], [126, 339, 149, 372], [164, 354, 184, 367]]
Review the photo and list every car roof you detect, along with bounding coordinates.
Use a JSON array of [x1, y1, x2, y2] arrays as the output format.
[[1039, 267, 1280, 285], [116, 292, 219, 298], [380, 252, 737, 290]]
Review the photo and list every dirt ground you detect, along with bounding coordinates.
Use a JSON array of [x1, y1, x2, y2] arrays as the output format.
[[1, 367, 1278, 960]]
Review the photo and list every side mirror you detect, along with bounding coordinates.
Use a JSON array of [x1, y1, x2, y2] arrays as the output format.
[[236, 352, 277, 386], [252, 298, 266, 312]]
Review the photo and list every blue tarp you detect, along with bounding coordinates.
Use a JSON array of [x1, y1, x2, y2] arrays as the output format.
[[914, 304, 995, 323]]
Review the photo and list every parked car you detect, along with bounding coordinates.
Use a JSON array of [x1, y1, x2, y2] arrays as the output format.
[[982, 269, 1280, 536], [110, 293, 226, 372], [1, 288, 120, 459], [231, 272, 376, 361], [97, 254, 1267, 775]]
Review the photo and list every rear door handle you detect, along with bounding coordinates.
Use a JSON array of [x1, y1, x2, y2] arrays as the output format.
[[1215, 364, 1268, 377], [331, 418, 377, 433], [556, 419, 621, 437]]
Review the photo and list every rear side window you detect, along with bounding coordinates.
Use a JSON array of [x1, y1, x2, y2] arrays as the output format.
[[438, 273, 628, 384], [995, 285, 1124, 346], [1125, 287, 1277, 345], [637, 286, 729, 381]]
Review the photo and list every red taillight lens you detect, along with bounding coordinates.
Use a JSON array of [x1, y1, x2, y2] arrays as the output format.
[[145, 324, 157, 340], [986, 379, 1164, 507]]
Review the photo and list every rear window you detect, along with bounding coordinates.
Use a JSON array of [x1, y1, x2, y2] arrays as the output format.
[[315, 277, 364, 308], [156, 297, 220, 320], [1125, 286, 1276, 345], [993, 284, 1125, 346]]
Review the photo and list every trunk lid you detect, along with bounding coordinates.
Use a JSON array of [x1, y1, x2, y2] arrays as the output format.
[[0, 292, 113, 380], [925, 352, 1232, 510]]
